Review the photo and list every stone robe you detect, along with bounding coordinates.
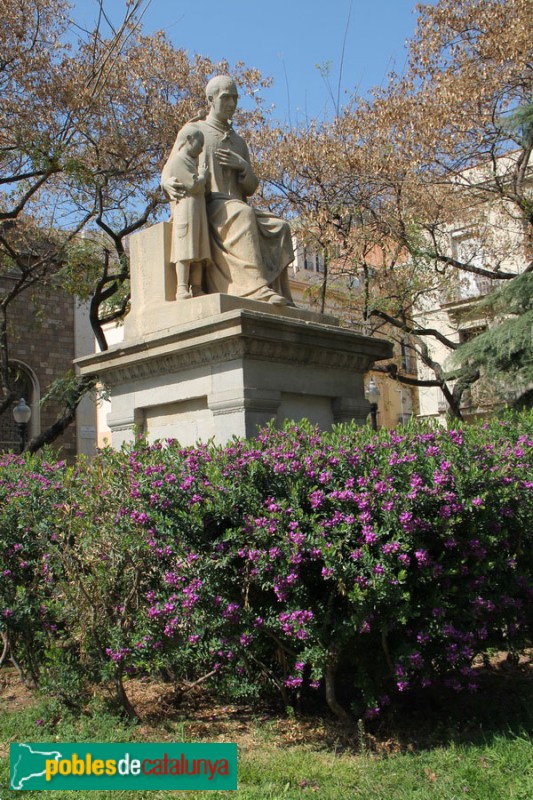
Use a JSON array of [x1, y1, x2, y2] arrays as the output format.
[[161, 149, 211, 266]]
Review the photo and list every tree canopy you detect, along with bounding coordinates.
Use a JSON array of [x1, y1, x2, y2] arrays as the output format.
[[0, 0, 267, 448], [258, 0, 532, 417]]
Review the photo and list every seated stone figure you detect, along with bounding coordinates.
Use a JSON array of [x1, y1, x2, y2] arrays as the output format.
[[161, 75, 294, 306]]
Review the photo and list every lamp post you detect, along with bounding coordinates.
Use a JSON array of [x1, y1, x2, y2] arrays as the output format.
[[13, 397, 31, 454], [365, 377, 380, 431]]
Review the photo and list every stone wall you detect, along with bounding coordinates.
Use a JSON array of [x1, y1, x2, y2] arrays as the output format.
[[0, 276, 77, 457]]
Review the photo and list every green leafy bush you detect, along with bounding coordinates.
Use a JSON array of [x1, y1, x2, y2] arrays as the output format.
[[0, 452, 68, 683], [1, 413, 531, 721]]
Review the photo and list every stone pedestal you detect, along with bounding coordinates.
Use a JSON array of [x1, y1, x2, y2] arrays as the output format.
[[77, 296, 391, 446], [76, 225, 392, 447]]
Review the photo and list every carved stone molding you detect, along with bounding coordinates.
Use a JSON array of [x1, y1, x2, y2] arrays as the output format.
[[208, 388, 282, 417], [77, 309, 392, 387], [107, 409, 144, 433], [332, 396, 370, 424]]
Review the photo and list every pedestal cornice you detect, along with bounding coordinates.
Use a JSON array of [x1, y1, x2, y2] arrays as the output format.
[[76, 307, 392, 386]]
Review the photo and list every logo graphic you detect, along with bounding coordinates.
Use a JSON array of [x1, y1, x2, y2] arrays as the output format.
[[10, 743, 237, 791], [11, 744, 64, 790]]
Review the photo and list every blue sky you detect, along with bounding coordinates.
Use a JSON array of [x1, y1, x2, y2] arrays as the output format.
[[73, 0, 430, 124]]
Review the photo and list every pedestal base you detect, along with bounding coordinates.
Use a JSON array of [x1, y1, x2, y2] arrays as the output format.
[[77, 297, 392, 447]]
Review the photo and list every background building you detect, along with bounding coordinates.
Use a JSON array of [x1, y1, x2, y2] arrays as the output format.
[[0, 276, 97, 457], [290, 237, 418, 429]]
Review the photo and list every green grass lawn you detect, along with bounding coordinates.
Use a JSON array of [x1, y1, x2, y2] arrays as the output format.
[[1, 663, 532, 799]]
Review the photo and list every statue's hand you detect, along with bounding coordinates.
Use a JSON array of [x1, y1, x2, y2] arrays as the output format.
[[216, 148, 247, 172], [162, 178, 187, 201]]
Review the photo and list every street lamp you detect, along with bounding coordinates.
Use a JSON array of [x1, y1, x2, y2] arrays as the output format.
[[365, 377, 380, 431], [12, 397, 31, 454]]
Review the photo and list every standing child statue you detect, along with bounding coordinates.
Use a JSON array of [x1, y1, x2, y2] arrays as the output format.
[[161, 123, 211, 299]]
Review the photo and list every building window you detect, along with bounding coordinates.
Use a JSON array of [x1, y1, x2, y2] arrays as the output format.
[[450, 231, 494, 300], [302, 246, 326, 272], [397, 389, 413, 425], [400, 338, 416, 373], [459, 325, 486, 344]]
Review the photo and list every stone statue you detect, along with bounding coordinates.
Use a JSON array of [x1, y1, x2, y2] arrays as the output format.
[[162, 123, 212, 299], [161, 75, 294, 306]]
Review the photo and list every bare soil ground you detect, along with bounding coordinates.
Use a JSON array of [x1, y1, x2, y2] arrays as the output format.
[[1, 651, 531, 753], [0, 668, 35, 714]]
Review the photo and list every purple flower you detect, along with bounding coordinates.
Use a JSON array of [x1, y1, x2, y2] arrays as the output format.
[[415, 549, 430, 566], [382, 541, 400, 555], [288, 531, 305, 546], [399, 511, 415, 532], [309, 490, 325, 509], [409, 651, 424, 668], [363, 527, 377, 544], [222, 602, 241, 623], [105, 647, 130, 662], [448, 430, 463, 446], [284, 676, 303, 689], [130, 510, 150, 525]]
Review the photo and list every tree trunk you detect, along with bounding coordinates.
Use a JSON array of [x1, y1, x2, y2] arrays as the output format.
[[324, 661, 351, 725]]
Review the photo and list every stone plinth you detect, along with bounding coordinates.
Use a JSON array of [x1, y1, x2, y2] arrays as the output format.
[[76, 295, 392, 447]]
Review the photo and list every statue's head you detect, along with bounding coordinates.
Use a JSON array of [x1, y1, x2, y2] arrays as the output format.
[[176, 123, 204, 157], [206, 75, 238, 121]]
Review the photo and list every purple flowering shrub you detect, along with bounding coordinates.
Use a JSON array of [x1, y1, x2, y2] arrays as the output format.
[[0, 412, 531, 720], [0, 452, 68, 683], [180, 416, 532, 719], [40, 444, 220, 716]]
